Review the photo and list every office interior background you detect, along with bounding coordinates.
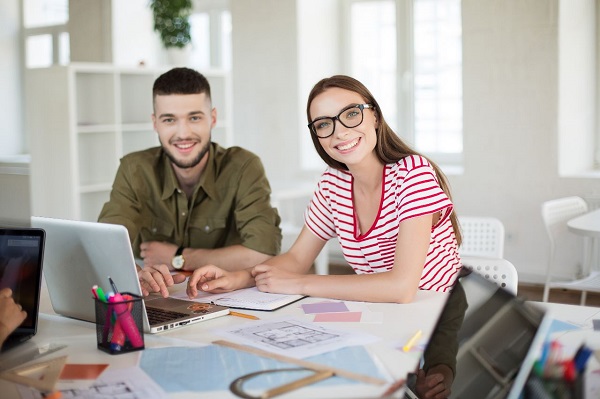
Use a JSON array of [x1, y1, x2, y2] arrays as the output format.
[[0, 0, 598, 285]]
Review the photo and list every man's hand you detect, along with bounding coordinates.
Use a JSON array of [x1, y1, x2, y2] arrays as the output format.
[[138, 264, 187, 298], [414, 364, 453, 399], [0, 288, 27, 347], [139, 241, 178, 268]]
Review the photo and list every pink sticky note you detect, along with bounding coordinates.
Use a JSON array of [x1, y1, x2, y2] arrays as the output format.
[[314, 311, 362, 322], [302, 301, 349, 314]]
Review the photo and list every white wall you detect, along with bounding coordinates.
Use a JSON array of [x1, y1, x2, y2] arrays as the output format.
[[0, 0, 23, 157], [455, 0, 599, 282], [230, 0, 302, 186]]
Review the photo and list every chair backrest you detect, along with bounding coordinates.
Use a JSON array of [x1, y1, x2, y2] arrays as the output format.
[[461, 256, 519, 295], [458, 216, 505, 258], [541, 196, 588, 247]]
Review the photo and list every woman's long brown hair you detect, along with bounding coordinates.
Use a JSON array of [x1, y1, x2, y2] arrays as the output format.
[[306, 75, 462, 246]]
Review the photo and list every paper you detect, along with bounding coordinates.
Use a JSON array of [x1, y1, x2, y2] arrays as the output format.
[[314, 312, 363, 322], [302, 301, 349, 314], [139, 344, 388, 393], [17, 366, 168, 399], [213, 316, 379, 358], [302, 301, 383, 323], [171, 287, 305, 311]]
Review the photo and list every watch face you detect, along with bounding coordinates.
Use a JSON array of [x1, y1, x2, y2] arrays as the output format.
[[172, 255, 185, 270]]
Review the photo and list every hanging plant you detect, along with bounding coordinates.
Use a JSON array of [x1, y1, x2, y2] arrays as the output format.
[[150, 0, 193, 49]]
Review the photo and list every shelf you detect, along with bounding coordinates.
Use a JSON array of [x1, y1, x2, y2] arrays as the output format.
[[122, 130, 159, 155], [28, 64, 232, 221], [75, 72, 116, 126], [77, 124, 119, 134], [79, 183, 113, 194], [77, 131, 117, 186]]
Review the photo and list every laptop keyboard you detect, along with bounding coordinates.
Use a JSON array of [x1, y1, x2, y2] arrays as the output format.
[[146, 307, 189, 324]]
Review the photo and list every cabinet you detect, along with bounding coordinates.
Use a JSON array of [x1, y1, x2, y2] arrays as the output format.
[[26, 63, 232, 221]]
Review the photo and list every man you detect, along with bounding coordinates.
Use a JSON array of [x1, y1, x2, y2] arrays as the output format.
[[98, 67, 281, 298]]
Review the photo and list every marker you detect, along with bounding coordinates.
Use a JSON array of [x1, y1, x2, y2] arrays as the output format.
[[108, 276, 119, 294], [229, 311, 260, 320], [110, 295, 134, 352], [402, 329, 422, 352], [96, 286, 108, 303], [108, 294, 144, 348], [91, 285, 99, 300]]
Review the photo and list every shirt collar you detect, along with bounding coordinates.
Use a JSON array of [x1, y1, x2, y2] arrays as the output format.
[[159, 143, 220, 201]]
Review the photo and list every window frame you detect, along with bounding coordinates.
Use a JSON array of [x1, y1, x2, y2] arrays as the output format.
[[341, 0, 463, 169]]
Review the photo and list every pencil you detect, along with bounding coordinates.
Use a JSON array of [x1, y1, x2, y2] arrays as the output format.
[[229, 311, 260, 320], [402, 329, 422, 352]]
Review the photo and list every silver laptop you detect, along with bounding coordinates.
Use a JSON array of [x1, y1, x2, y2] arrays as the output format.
[[31, 216, 229, 333], [405, 270, 552, 399]]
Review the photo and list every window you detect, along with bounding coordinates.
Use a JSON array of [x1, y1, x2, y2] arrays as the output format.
[[189, 1, 231, 70], [22, 0, 69, 68], [346, 0, 463, 167]]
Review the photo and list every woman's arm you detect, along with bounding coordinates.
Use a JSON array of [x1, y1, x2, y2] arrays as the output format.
[[252, 214, 433, 303], [186, 226, 326, 296]]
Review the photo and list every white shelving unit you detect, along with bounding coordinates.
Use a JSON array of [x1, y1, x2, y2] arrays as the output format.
[[26, 63, 232, 222]]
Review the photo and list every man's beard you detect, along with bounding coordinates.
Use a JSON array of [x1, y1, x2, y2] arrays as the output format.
[[163, 139, 210, 169]]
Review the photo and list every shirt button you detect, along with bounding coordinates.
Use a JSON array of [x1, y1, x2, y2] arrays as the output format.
[[204, 225, 210, 232], [151, 228, 157, 233], [182, 212, 186, 216]]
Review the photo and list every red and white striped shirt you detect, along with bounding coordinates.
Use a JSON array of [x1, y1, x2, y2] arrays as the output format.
[[304, 155, 461, 292]]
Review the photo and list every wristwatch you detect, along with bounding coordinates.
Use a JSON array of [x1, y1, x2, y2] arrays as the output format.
[[171, 245, 185, 270]]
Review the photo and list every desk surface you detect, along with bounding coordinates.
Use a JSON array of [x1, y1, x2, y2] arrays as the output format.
[[568, 208, 600, 238], [0, 281, 448, 399]]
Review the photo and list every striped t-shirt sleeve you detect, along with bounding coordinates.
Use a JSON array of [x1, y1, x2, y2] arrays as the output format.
[[395, 155, 453, 224]]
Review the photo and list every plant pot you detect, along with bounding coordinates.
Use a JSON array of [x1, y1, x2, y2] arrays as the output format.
[[167, 46, 191, 66]]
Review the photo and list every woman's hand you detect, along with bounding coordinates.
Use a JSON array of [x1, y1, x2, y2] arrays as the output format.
[[251, 264, 305, 295], [187, 265, 250, 298]]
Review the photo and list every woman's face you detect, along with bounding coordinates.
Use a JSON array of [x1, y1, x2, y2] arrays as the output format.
[[309, 88, 378, 168]]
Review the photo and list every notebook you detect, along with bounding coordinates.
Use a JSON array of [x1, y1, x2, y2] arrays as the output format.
[[405, 270, 552, 399], [30, 216, 229, 334], [171, 286, 305, 311], [0, 228, 45, 351]]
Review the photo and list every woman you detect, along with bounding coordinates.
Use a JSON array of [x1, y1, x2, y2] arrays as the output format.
[[187, 75, 462, 304]]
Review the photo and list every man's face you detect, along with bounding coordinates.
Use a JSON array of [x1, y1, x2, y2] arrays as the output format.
[[152, 93, 217, 169]]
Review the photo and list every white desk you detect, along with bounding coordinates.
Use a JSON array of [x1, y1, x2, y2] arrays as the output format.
[[568, 209, 600, 277], [0, 282, 448, 399], [568, 209, 600, 238]]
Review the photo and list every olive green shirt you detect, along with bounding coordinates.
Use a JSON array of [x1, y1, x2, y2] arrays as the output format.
[[98, 143, 281, 259]]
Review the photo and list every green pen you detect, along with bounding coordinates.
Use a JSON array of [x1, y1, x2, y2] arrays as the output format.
[[96, 285, 108, 302]]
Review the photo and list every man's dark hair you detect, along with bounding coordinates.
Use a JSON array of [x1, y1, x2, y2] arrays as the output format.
[[152, 67, 212, 100]]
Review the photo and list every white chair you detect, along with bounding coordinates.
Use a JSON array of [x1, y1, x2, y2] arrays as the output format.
[[461, 256, 519, 295], [458, 216, 505, 258], [541, 196, 593, 304]]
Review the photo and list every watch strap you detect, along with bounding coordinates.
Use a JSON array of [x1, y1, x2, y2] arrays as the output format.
[[175, 245, 184, 257]]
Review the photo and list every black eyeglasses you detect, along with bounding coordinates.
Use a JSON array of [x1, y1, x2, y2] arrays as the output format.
[[308, 103, 375, 138]]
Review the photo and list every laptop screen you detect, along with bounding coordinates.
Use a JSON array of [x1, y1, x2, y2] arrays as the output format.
[[419, 270, 549, 399], [0, 228, 45, 335]]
